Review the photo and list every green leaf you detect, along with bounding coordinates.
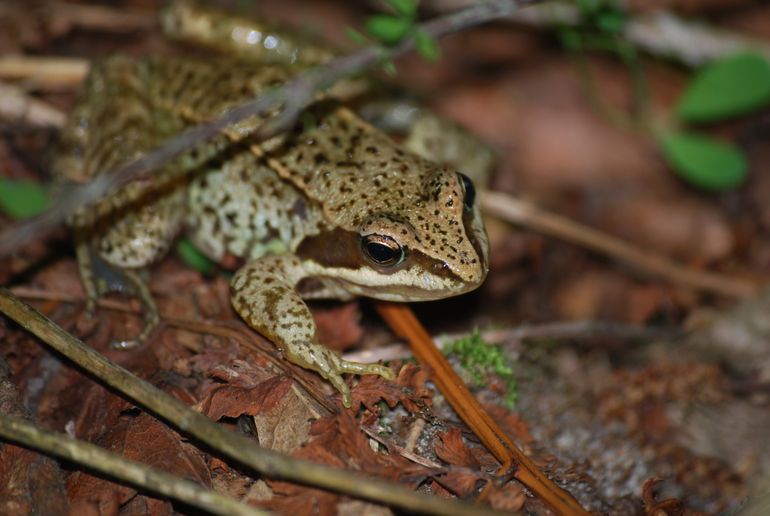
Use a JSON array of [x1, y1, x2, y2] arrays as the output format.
[[365, 14, 413, 46], [386, 0, 418, 18], [596, 10, 626, 33], [559, 28, 583, 52], [660, 132, 747, 191], [415, 29, 440, 62], [576, 0, 601, 15], [677, 52, 770, 123], [345, 27, 368, 45], [176, 237, 215, 275], [0, 179, 49, 218], [381, 59, 397, 76]]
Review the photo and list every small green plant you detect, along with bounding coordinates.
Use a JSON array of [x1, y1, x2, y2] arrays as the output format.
[[443, 329, 518, 409], [559, 2, 770, 192], [348, 0, 440, 70], [0, 178, 49, 218], [660, 52, 770, 191]]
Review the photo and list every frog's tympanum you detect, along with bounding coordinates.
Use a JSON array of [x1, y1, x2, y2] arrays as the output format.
[[54, 1, 489, 407]]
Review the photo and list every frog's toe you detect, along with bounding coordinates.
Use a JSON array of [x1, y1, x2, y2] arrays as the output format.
[[83, 297, 98, 319], [110, 311, 160, 350], [337, 360, 394, 380], [326, 370, 353, 408]]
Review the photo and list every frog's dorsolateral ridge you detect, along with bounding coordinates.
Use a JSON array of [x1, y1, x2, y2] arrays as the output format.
[[53, 9, 489, 408]]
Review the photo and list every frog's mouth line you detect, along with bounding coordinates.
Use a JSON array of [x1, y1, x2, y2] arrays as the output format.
[[311, 262, 484, 302]]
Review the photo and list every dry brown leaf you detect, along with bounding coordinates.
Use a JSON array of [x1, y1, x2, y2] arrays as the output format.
[[433, 469, 485, 498], [434, 428, 480, 469], [487, 482, 527, 512], [0, 444, 68, 515], [313, 302, 364, 351], [350, 363, 433, 413], [67, 412, 210, 514], [265, 481, 338, 516], [299, 412, 429, 483], [200, 375, 293, 421], [253, 384, 317, 453]]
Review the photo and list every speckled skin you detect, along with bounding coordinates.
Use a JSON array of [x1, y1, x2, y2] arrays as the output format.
[[54, 11, 490, 407]]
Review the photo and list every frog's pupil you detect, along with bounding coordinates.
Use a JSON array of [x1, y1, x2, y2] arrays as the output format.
[[459, 173, 475, 212], [366, 241, 397, 264]]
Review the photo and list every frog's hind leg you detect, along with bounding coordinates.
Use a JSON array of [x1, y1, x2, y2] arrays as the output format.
[[75, 234, 160, 348], [76, 189, 185, 348]]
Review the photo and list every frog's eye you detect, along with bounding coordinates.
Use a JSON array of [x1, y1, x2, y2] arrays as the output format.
[[361, 234, 404, 267], [458, 173, 476, 212]]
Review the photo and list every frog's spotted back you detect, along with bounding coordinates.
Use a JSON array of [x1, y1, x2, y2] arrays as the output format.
[[53, 56, 297, 227]]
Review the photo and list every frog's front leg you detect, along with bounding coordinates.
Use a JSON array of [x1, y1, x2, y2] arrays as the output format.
[[231, 255, 394, 407]]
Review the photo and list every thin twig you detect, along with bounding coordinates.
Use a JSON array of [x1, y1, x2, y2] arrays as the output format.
[[361, 424, 443, 470], [481, 190, 760, 298], [0, 81, 66, 127], [343, 320, 673, 363], [0, 0, 540, 258], [428, 0, 770, 66], [0, 288, 505, 516], [0, 414, 266, 516], [48, 1, 154, 33], [0, 56, 90, 89]]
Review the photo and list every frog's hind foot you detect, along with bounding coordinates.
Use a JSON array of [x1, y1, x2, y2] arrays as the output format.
[[75, 241, 161, 349], [110, 268, 161, 350]]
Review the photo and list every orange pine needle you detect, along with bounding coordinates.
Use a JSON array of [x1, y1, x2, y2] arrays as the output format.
[[376, 301, 589, 516]]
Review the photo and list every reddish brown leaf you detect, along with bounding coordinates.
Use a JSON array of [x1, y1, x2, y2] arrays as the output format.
[[313, 302, 364, 351], [487, 482, 527, 512], [0, 444, 69, 515], [299, 412, 429, 483], [350, 363, 433, 413], [68, 412, 210, 513], [121, 494, 173, 516], [484, 403, 535, 445], [265, 481, 338, 516], [200, 375, 293, 420], [253, 385, 315, 453], [434, 428, 480, 468], [433, 469, 485, 498]]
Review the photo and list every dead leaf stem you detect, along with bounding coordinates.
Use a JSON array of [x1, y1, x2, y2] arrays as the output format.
[[482, 190, 759, 299], [0, 414, 267, 516], [0, 56, 89, 89], [0, 288, 508, 516], [375, 301, 590, 515]]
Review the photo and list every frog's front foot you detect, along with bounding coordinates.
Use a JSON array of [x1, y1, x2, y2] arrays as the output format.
[[284, 341, 394, 408]]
